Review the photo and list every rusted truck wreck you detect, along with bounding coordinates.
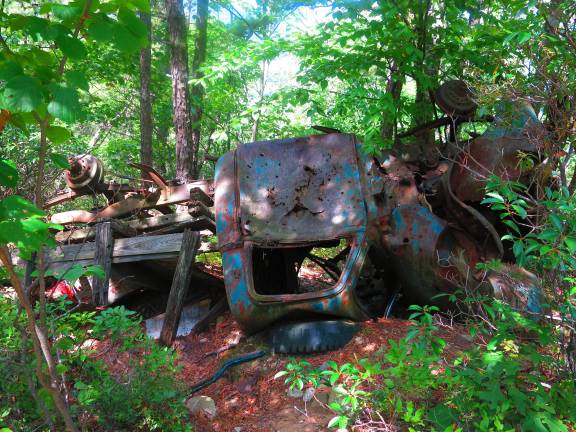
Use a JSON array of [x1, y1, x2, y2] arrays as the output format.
[[214, 81, 543, 335], [46, 81, 544, 350]]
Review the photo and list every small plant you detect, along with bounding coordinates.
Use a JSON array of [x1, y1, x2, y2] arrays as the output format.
[[276, 295, 576, 430], [0, 298, 192, 432], [275, 307, 449, 430], [92, 305, 141, 344], [75, 307, 191, 431]]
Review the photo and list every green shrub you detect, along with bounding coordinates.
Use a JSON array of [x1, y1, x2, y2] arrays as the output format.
[[277, 301, 576, 431], [277, 178, 576, 431], [0, 298, 192, 431]]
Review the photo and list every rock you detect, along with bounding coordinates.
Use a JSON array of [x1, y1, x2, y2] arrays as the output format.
[[287, 387, 303, 398], [233, 427, 242, 432], [303, 387, 315, 402], [186, 395, 217, 419]]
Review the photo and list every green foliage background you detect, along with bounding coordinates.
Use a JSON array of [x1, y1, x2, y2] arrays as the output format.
[[1, 0, 576, 430]]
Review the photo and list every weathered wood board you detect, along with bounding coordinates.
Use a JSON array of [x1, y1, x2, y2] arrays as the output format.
[[160, 229, 201, 346], [55, 213, 213, 243], [45, 232, 218, 272], [92, 221, 113, 306]]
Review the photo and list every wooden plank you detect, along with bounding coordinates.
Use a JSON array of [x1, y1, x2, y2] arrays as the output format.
[[91, 221, 114, 306], [160, 229, 201, 346], [55, 213, 194, 243], [127, 212, 200, 231], [45, 235, 218, 272], [50, 232, 190, 262], [149, 215, 214, 235]]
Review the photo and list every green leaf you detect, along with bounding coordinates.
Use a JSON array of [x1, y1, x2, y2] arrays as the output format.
[[55, 34, 87, 59], [516, 31, 531, 44], [87, 18, 114, 42], [51, 4, 82, 21], [46, 126, 71, 144], [112, 25, 141, 53], [50, 153, 69, 168], [61, 265, 85, 283], [130, 0, 151, 13], [427, 404, 459, 430], [118, 7, 148, 39], [327, 416, 341, 428], [47, 84, 82, 123], [550, 213, 563, 231], [0, 195, 44, 219], [564, 237, 576, 254], [2, 75, 43, 112], [24, 16, 50, 40], [0, 160, 18, 188], [503, 31, 518, 44], [64, 70, 89, 91], [0, 61, 23, 81]]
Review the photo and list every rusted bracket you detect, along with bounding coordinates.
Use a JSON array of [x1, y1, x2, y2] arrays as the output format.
[[44, 184, 142, 209], [51, 181, 215, 225], [128, 162, 169, 190]]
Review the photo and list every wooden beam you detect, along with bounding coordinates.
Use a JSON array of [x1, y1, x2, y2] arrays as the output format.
[[189, 187, 213, 206], [47, 232, 218, 269], [55, 219, 137, 243], [55, 213, 209, 243], [91, 221, 114, 306], [160, 229, 201, 346], [149, 215, 214, 235]]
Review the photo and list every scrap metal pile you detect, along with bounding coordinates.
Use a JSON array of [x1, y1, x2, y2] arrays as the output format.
[[48, 80, 545, 339]]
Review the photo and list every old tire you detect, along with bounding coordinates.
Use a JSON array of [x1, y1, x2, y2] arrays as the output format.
[[267, 320, 360, 354]]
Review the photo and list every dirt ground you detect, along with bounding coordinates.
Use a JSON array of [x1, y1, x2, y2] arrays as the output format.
[[171, 313, 472, 432], [88, 262, 473, 431]]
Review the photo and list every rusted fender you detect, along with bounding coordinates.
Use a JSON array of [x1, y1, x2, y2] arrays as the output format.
[[450, 101, 546, 202]]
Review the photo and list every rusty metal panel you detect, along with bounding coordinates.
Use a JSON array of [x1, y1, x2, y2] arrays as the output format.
[[235, 133, 366, 243], [214, 151, 241, 250], [451, 101, 546, 202], [221, 237, 371, 334], [384, 204, 478, 304]]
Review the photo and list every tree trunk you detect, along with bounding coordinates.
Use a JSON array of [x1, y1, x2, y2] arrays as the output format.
[[166, 0, 194, 182], [251, 60, 267, 142], [190, 0, 209, 177], [380, 61, 403, 141], [139, 10, 153, 179], [413, 0, 437, 165]]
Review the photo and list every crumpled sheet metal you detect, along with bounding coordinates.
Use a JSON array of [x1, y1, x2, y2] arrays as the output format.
[[488, 264, 542, 315], [235, 133, 366, 243], [220, 235, 371, 334], [450, 101, 546, 202], [383, 204, 480, 304], [214, 134, 374, 332]]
